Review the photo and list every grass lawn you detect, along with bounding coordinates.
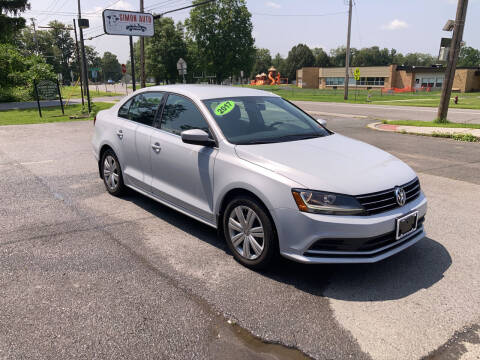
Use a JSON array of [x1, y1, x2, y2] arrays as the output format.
[[61, 86, 122, 100], [0, 102, 114, 126], [382, 120, 480, 129], [239, 85, 480, 109]]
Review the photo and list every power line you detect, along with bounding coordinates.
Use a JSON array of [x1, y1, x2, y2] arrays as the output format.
[[153, 0, 215, 18], [251, 10, 348, 17]]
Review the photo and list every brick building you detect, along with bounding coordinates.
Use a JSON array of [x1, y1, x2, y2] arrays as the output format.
[[296, 65, 480, 92]]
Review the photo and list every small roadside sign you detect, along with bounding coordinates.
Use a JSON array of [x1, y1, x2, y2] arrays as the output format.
[[177, 58, 187, 70], [121, 64, 127, 74], [354, 68, 361, 81]]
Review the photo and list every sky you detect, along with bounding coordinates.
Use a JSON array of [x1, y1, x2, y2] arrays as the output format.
[[23, 0, 480, 64]]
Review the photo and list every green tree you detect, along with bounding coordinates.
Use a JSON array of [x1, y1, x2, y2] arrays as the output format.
[[272, 53, 286, 77], [102, 51, 122, 81], [402, 52, 436, 66], [0, 42, 55, 101], [312, 47, 330, 67], [351, 46, 391, 66], [250, 48, 272, 77], [285, 44, 315, 81], [0, 0, 30, 43], [458, 46, 480, 67], [47, 21, 75, 83], [145, 17, 186, 84], [186, 0, 255, 83]]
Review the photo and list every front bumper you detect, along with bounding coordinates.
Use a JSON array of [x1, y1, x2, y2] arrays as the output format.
[[271, 192, 427, 264]]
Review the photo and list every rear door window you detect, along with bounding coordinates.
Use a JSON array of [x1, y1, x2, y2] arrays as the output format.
[[127, 92, 165, 126]]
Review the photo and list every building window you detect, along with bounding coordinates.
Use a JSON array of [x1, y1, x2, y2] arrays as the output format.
[[326, 77, 345, 86], [355, 77, 384, 86]]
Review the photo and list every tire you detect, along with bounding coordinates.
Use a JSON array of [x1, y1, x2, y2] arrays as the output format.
[[223, 196, 278, 270], [100, 149, 125, 196]]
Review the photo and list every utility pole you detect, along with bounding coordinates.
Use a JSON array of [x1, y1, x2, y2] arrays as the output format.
[[77, 0, 91, 113], [73, 19, 84, 106], [130, 36, 136, 91], [30, 18, 40, 55], [437, 0, 469, 122], [344, 0, 353, 100], [140, 0, 146, 88]]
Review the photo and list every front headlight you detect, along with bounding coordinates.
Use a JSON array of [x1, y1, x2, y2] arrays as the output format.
[[291, 189, 365, 215]]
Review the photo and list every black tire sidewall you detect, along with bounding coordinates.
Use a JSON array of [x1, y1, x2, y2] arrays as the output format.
[[101, 149, 125, 196], [223, 196, 277, 269]]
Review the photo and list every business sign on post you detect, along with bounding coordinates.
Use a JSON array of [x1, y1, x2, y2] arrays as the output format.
[[103, 9, 154, 37]]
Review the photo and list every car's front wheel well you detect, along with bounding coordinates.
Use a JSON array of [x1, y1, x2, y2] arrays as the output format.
[[98, 145, 114, 178], [217, 188, 277, 239]]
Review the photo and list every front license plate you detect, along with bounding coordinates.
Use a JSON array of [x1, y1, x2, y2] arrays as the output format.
[[396, 211, 418, 240]]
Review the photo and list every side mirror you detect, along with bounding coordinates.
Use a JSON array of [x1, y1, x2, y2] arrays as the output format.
[[181, 129, 216, 147], [317, 118, 327, 127]]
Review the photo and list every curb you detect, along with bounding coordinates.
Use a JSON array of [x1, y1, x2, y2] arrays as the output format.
[[367, 122, 480, 140]]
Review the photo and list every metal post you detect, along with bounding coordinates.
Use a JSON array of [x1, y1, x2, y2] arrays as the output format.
[[344, 0, 353, 100], [77, 0, 91, 113], [130, 36, 136, 91], [140, 0, 146, 88], [31, 18, 40, 55], [56, 79, 65, 115], [73, 19, 84, 106], [34, 80, 42, 118], [437, 0, 469, 121]]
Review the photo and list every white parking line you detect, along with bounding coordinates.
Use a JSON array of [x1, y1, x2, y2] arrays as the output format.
[[18, 160, 54, 165]]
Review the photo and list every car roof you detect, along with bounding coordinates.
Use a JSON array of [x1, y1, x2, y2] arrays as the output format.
[[135, 84, 280, 100]]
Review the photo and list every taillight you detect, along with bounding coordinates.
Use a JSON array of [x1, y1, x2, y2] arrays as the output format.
[[94, 116, 96, 125]]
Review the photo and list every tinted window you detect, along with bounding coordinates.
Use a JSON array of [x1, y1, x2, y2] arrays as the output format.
[[128, 92, 164, 126], [202, 96, 330, 145], [118, 98, 132, 119], [160, 94, 210, 135]]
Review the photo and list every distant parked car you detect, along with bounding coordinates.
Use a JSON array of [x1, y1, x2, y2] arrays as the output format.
[[92, 85, 427, 269], [107, 79, 114, 84], [126, 23, 146, 32]]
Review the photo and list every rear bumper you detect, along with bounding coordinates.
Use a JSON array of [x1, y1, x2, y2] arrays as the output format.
[[271, 192, 427, 264]]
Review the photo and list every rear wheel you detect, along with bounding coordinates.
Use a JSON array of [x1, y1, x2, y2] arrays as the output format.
[[101, 149, 125, 196], [223, 196, 277, 270]]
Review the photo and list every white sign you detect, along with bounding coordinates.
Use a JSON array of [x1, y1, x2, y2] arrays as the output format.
[[177, 58, 187, 70], [103, 9, 154, 37]]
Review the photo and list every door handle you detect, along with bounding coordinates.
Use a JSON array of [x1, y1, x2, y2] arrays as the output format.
[[116, 130, 123, 139], [151, 142, 161, 153]]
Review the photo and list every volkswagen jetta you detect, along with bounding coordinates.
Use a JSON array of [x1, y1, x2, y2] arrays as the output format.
[[92, 85, 427, 269]]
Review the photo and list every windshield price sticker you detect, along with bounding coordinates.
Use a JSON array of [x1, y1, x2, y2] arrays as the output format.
[[214, 100, 236, 116]]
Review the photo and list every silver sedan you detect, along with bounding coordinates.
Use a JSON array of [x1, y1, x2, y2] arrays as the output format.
[[92, 85, 427, 269]]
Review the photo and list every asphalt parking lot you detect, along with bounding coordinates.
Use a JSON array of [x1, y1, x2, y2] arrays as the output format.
[[0, 114, 479, 359]]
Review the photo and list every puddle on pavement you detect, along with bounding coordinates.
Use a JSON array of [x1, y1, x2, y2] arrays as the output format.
[[213, 319, 312, 360]]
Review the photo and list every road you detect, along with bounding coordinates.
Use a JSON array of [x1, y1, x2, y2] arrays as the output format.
[[0, 115, 479, 359], [293, 100, 480, 124]]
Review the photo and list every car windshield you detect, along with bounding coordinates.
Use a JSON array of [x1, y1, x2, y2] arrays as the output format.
[[202, 96, 331, 145]]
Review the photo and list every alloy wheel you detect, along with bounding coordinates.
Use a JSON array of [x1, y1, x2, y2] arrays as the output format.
[[228, 206, 265, 260], [103, 155, 119, 191]]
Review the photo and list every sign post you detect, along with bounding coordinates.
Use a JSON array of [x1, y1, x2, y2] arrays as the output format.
[[33, 79, 42, 118], [121, 64, 127, 93], [354, 68, 361, 102], [103, 9, 154, 93], [56, 78, 64, 115]]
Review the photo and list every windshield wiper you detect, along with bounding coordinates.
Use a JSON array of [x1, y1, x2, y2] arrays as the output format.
[[238, 133, 320, 145]]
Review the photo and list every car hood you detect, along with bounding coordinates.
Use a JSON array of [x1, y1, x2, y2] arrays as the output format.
[[234, 133, 416, 195]]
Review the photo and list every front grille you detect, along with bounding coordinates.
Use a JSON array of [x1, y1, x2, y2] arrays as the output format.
[[306, 217, 425, 255], [355, 178, 421, 215]]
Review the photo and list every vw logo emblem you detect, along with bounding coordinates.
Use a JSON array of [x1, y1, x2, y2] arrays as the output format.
[[395, 187, 406, 206]]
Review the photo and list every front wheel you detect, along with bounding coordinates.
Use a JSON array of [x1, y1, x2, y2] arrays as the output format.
[[223, 196, 278, 270]]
